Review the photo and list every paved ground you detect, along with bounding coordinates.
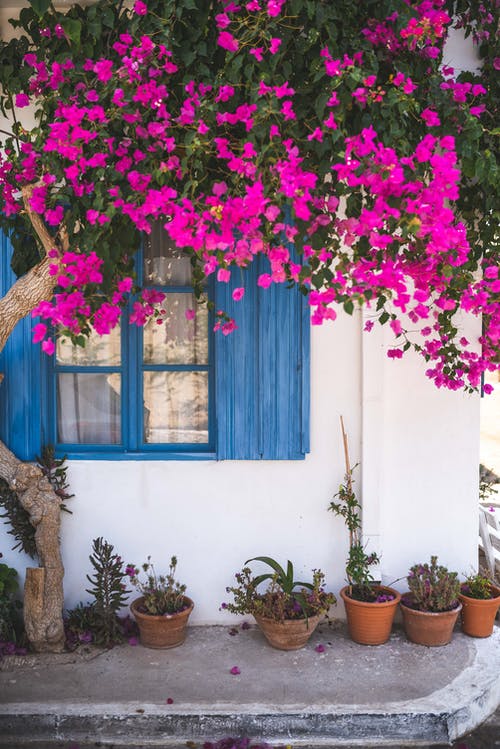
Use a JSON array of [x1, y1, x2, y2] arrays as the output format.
[[0, 622, 499, 748]]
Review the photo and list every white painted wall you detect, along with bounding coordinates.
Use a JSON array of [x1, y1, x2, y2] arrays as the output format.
[[0, 5, 482, 623], [0, 308, 481, 623]]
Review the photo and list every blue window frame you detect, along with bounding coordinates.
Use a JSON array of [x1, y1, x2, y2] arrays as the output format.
[[0, 228, 310, 461]]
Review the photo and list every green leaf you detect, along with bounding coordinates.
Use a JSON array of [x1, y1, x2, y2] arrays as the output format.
[[61, 18, 82, 46], [28, 0, 51, 17]]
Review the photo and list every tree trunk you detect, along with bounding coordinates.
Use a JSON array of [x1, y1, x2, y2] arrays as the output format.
[[0, 442, 65, 652], [0, 184, 67, 652]]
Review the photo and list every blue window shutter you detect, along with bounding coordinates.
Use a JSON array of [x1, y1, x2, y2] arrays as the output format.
[[0, 232, 42, 460], [215, 257, 310, 460]]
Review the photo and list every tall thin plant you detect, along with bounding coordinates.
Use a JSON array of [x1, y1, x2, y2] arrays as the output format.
[[85, 537, 130, 647], [329, 417, 380, 601]]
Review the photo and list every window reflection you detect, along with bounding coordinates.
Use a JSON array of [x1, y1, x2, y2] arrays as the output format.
[[56, 326, 121, 366], [143, 371, 208, 444], [143, 221, 192, 285], [57, 373, 121, 444], [143, 294, 208, 365]]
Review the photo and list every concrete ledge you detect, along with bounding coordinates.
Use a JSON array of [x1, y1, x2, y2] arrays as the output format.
[[0, 624, 499, 747]]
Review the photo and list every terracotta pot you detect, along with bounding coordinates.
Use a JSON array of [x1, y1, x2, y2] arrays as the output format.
[[400, 598, 461, 646], [340, 585, 401, 645], [253, 612, 321, 650], [459, 585, 500, 638], [130, 596, 194, 649]]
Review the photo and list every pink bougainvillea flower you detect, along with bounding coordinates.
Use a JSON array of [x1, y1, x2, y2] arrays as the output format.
[[421, 108, 441, 127], [469, 104, 485, 117], [387, 348, 404, 359], [232, 287, 245, 301], [133, 0, 148, 14], [15, 93, 30, 108], [42, 339, 55, 355], [215, 12, 231, 29], [269, 37, 282, 54], [32, 322, 47, 344], [230, 666, 241, 675], [250, 47, 264, 61], [267, 0, 284, 17], [218, 31, 239, 52], [185, 308, 196, 320]]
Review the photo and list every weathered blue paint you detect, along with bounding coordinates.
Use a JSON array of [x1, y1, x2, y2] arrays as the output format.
[[0, 233, 43, 460], [215, 255, 310, 460]]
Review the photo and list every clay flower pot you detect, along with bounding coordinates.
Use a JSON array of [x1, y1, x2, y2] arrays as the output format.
[[253, 612, 322, 650], [459, 585, 500, 638], [131, 596, 194, 649], [340, 585, 401, 645], [400, 597, 461, 646]]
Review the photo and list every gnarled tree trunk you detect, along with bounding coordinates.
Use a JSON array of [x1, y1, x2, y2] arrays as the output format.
[[0, 443, 65, 652], [0, 184, 67, 652]]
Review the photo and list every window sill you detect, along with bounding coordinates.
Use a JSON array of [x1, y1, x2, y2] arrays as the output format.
[[54, 450, 217, 461]]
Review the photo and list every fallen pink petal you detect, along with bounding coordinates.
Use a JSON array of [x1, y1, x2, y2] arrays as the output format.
[[230, 666, 241, 675]]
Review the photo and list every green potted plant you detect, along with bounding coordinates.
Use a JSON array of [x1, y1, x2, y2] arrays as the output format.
[[222, 556, 335, 650], [127, 556, 193, 649], [459, 570, 500, 638], [328, 418, 400, 645], [0, 557, 23, 646], [400, 556, 461, 646]]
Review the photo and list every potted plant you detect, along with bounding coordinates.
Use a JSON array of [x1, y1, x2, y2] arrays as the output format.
[[127, 556, 193, 649], [328, 418, 400, 645], [400, 556, 461, 646], [459, 570, 500, 638], [222, 556, 335, 650]]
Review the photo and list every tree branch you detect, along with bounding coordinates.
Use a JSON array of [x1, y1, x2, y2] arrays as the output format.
[[21, 184, 57, 257], [0, 185, 64, 355]]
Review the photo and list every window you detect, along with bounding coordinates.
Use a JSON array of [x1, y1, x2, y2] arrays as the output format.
[[47, 223, 214, 457], [0, 228, 310, 461]]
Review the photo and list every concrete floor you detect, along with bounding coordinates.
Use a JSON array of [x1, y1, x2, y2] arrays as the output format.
[[0, 622, 499, 748]]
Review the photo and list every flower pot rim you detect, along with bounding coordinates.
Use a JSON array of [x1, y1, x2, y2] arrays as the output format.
[[253, 611, 322, 626], [400, 595, 462, 615], [131, 595, 194, 619], [340, 584, 401, 607]]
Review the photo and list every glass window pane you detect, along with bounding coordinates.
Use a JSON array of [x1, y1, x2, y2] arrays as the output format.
[[57, 373, 121, 444], [143, 371, 208, 444], [56, 327, 121, 366], [144, 221, 192, 285], [143, 294, 208, 365]]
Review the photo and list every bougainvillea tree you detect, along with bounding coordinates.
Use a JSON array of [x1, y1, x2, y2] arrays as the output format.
[[0, 0, 498, 650]]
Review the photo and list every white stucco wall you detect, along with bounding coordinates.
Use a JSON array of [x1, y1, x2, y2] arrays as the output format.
[[0, 5, 482, 622], [0, 308, 481, 622]]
